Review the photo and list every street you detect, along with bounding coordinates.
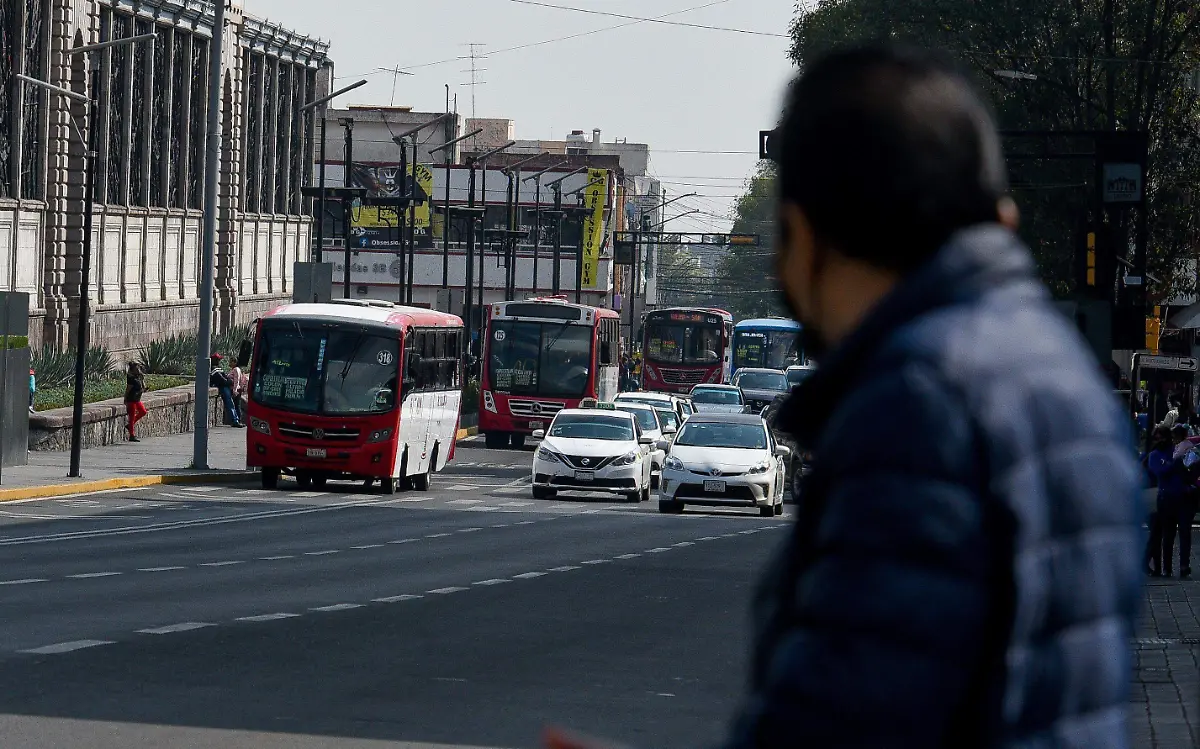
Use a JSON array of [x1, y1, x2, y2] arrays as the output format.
[[0, 438, 789, 749]]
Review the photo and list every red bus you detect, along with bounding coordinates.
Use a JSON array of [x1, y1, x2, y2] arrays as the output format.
[[640, 307, 734, 394], [247, 300, 464, 494], [479, 296, 621, 449]]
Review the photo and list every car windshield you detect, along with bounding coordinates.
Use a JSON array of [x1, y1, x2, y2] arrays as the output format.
[[787, 368, 814, 387], [735, 371, 788, 391], [676, 421, 768, 449], [251, 324, 400, 415], [691, 388, 742, 405], [488, 320, 592, 398], [615, 406, 659, 432], [655, 409, 680, 431], [548, 414, 634, 441]]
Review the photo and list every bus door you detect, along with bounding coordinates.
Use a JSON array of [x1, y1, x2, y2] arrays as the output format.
[[401, 329, 433, 476]]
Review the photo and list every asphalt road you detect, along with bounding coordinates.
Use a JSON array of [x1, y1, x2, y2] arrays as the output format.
[[0, 438, 792, 749]]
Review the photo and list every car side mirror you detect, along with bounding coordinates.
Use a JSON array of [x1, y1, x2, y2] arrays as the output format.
[[638, 435, 653, 446], [656, 439, 671, 452], [774, 445, 791, 458], [532, 429, 546, 439], [662, 424, 677, 435]]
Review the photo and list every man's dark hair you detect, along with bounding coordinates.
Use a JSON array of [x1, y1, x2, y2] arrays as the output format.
[[778, 43, 1008, 272]]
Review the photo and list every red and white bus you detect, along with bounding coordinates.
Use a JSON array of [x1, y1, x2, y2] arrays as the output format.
[[246, 300, 464, 493], [640, 307, 734, 394], [479, 296, 621, 449]]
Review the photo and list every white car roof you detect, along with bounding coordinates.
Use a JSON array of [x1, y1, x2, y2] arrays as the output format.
[[554, 408, 634, 422], [617, 392, 673, 402]]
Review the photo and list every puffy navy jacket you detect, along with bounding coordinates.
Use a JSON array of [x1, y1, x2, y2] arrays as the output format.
[[723, 226, 1141, 748]]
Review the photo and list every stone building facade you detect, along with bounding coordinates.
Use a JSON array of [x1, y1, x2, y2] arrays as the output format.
[[0, 0, 331, 355]]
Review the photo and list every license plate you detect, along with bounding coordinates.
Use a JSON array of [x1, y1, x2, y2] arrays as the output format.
[[306, 447, 327, 459], [703, 479, 726, 493], [574, 470, 595, 482], [529, 421, 542, 429]]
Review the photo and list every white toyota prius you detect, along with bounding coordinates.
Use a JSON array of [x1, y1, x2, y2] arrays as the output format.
[[531, 407, 655, 502], [658, 413, 789, 516]]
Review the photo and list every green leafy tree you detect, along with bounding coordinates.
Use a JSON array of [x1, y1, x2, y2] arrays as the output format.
[[709, 162, 786, 319], [790, 1, 1200, 300]]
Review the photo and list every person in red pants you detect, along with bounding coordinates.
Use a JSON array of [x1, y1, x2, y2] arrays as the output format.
[[124, 362, 147, 442]]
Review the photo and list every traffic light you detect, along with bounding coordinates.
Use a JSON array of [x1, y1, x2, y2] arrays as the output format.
[[727, 234, 759, 246], [1146, 306, 1162, 353]]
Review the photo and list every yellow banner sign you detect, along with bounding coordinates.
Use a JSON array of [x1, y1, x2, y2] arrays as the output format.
[[580, 168, 607, 290], [349, 164, 435, 230]]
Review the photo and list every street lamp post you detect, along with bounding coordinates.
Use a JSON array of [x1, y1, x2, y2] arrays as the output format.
[[21, 32, 156, 478], [544, 167, 587, 297], [299, 79, 368, 263], [523, 160, 569, 294], [430, 127, 484, 292], [388, 112, 455, 305], [501, 152, 548, 299], [474, 141, 515, 333]]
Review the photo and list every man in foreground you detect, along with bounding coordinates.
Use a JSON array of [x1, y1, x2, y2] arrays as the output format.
[[723, 43, 1141, 747]]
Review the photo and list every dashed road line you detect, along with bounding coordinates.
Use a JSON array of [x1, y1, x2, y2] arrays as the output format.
[[515, 520, 537, 526], [304, 550, 340, 556], [258, 555, 294, 561], [457, 527, 483, 533], [447, 498, 484, 505], [177, 487, 220, 493], [673, 541, 694, 547], [548, 565, 580, 572], [236, 612, 300, 622], [137, 622, 216, 635], [426, 532, 451, 538], [351, 543, 383, 550], [138, 566, 186, 572], [373, 594, 422, 603], [491, 523, 511, 528], [428, 586, 467, 595], [67, 571, 122, 579], [199, 560, 245, 567], [614, 553, 641, 560], [387, 539, 416, 545], [310, 603, 363, 612], [290, 492, 330, 499], [645, 547, 671, 553], [513, 571, 547, 579], [581, 559, 610, 565], [472, 578, 511, 586], [19, 639, 115, 654], [695, 536, 719, 541], [0, 578, 48, 586]]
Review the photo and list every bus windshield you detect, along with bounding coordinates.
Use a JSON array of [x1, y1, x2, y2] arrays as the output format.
[[734, 329, 801, 370], [251, 324, 401, 416], [488, 320, 592, 398], [645, 319, 722, 365]]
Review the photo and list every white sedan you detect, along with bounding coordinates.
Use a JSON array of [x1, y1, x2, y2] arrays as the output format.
[[531, 408, 654, 502], [611, 402, 671, 487], [658, 413, 789, 517]]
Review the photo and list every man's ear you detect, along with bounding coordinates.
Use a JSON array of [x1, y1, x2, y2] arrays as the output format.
[[997, 197, 1019, 231]]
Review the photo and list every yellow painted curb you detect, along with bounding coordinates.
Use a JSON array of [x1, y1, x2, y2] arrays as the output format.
[[456, 426, 478, 440], [0, 470, 257, 503]]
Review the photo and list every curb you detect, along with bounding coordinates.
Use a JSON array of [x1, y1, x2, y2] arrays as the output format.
[[1, 428, 483, 502], [0, 470, 257, 503]]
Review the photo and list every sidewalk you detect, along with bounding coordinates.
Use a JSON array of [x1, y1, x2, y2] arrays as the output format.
[[1133, 576, 1200, 747], [0, 427, 252, 499]]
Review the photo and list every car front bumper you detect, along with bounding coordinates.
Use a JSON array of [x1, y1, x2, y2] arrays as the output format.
[[659, 469, 775, 507], [532, 458, 643, 494]]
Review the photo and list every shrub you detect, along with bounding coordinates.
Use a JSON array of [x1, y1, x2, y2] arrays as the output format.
[[33, 373, 192, 411], [214, 323, 253, 363], [84, 345, 115, 383], [461, 378, 480, 415], [0, 335, 28, 350], [32, 345, 75, 390], [137, 333, 197, 376]]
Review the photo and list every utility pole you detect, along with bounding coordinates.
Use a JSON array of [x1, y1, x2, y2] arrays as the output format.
[[501, 153, 547, 300], [406, 147, 417, 304], [339, 117, 355, 298], [300, 79, 368, 264], [543, 167, 586, 297], [431, 126, 484, 293], [523, 160, 568, 295], [396, 137, 408, 304]]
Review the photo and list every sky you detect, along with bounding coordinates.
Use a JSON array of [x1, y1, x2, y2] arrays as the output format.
[[243, 0, 800, 234]]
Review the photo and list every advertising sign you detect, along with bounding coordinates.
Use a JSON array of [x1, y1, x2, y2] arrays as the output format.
[[580, 168, 608, 290]]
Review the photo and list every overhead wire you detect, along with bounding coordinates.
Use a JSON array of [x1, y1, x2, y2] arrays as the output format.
[[506, 0, 788, 38]]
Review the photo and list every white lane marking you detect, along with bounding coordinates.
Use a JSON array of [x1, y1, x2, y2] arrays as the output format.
[[0, 496, 395, 547], [258, 555, 294, 561], [473, 578, 510, 586], [739, 529, 761, 535], [310, 603, 363, 612], [176, 487, 220, 493], [446, 486, 485, 492], [500, 501, 533, 507], [67, 571, 122, 579], [351, 544, 383, 550], [425, 532, 451, 538], [548, 565, 580, 572], [199, 561, 244, 567], [237, 489, 274, 495], [581, 559, 610, 565], [645, 547, 671, 553], [427, 586, 467, 595], [695, 536, 719, 541], [236, 612, 300, 622], [549, 504, 578, 511], [290, 492, 330, 498], [0, 509, 150, 521], [137, 622, 216, 635], [457, 527, 483, 533], [515, 520, 537, 526], [19, 639, 115, 654], [138, 566, 187, 572], [615, 553, 641, 560], [673, 541, 695, 547], [303, 550, 340, 556], [393, 497, 430, 503], [387, 539, 416, 545], [0, 578, 48, 586], [373, 594, 422, 603], [491, 523, 511, 528], [513, 572, 547, 579], [464, 506, 501, 512]]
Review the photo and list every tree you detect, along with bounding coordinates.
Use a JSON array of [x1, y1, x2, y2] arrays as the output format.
[[710, 162, 786, 319], [790, 0, 1200, 301]]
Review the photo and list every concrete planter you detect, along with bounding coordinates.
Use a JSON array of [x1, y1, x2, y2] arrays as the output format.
[[29, 385, 225, 451]]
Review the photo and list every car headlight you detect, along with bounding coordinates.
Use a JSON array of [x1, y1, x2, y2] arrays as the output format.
[[536, 446, 562, 463], [664, 455, 684, 471], [612, 450, 639, 467], [748, 459, 772, 474], [367, 428, 392, 443], [249, 417, 271, 435]]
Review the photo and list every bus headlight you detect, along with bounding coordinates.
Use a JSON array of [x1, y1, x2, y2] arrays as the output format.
[[367, 428, 393, 443], [249, 417, 271, 435], [483, 390, 497, 413]]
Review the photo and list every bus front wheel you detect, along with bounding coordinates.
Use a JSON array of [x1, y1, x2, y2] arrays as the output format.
[[510, 434, 526, 449], [485, 432, 508, 449], [381, 476, 398, 495], [261, 468, 279, 490]]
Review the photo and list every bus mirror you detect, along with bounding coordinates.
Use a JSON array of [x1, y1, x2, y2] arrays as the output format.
[[532, 429, 546, 439]]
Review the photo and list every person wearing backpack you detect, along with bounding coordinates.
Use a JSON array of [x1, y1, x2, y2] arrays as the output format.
[[209, 353, 243, 428]]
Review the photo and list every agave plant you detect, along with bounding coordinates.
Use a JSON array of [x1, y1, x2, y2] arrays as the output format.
[[32, 345, 75, 390], [137, 334, 198, 376], [83, 345, 115, 383]]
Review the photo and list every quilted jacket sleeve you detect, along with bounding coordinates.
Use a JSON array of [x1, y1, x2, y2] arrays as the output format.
[[725, 361, 1000, 748]]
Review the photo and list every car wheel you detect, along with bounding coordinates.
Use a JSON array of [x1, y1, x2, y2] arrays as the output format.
[[533, 486, 556, 500], [261, 468, 279, 490], [774, 501, 784, 516], [760, 505, 775, 518], [510, 433, 526, 449], [296, 474, 312, 489], [641, 484, 652, 502], [412, 449, 436, 492], [658, 500, 683, 514], [381, 476, 398, 495], [485, 432, 508, 449], [362, 478, 374, 489]]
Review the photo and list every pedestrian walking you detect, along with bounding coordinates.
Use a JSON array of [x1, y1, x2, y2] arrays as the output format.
[[124, 362, 147, 442], [548, 42, 1141, 749], [1142, 426, 1171, 576], [209, 353, 244, 428], [1155, 424, 1197, 578]]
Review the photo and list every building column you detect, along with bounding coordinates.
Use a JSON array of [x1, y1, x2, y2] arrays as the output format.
[[176, 32, 193, 213], [216, 32, 244, 331], [158, 27, 173, 208]]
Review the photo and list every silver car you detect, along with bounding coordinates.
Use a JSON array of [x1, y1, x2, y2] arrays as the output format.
[[689, 384, 748, 415]]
